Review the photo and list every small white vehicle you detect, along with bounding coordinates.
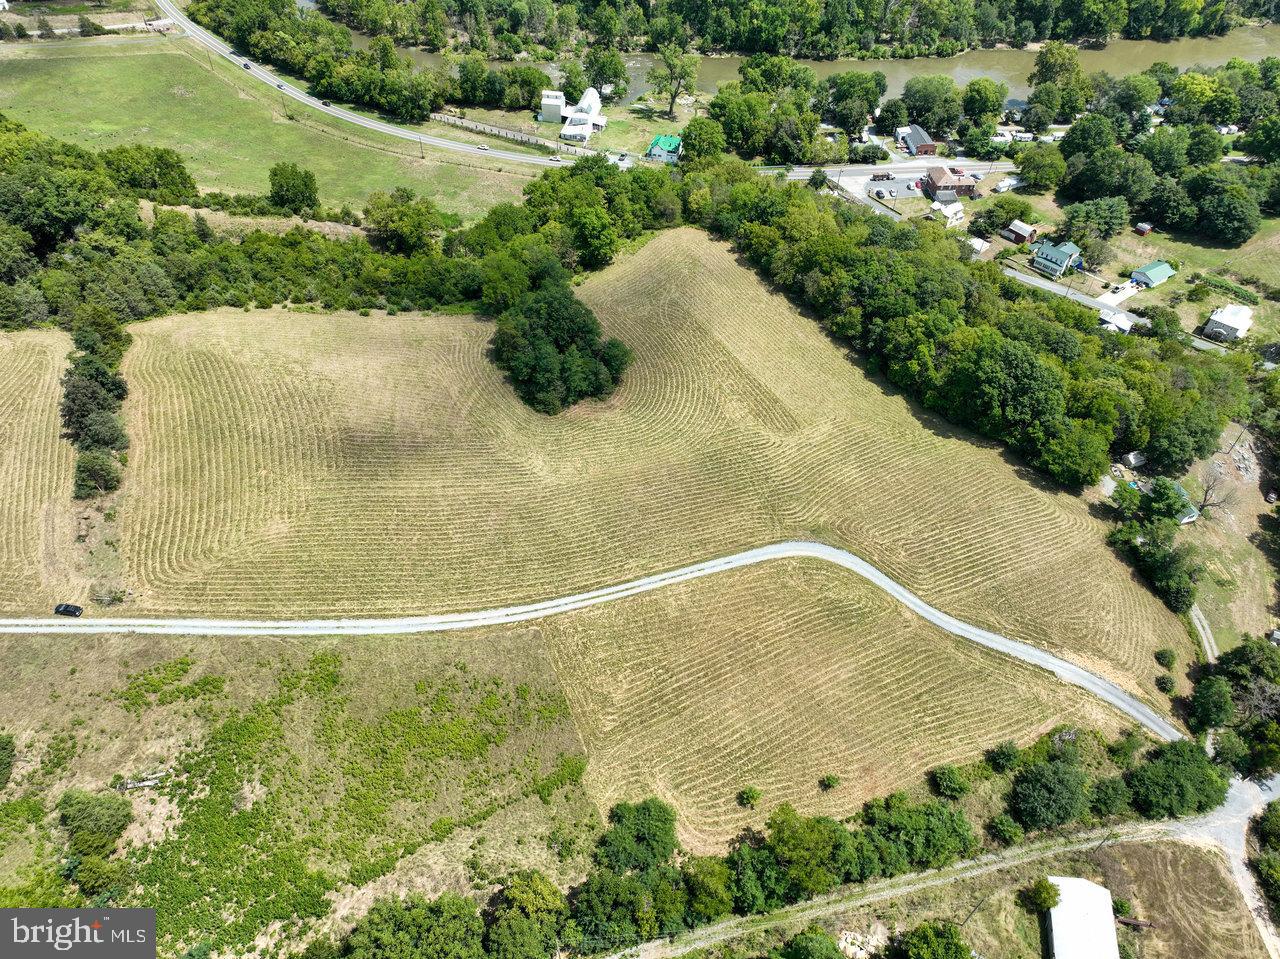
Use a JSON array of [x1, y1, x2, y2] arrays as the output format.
[[549, 155, 563, 162], [477, 143, 490, 151]]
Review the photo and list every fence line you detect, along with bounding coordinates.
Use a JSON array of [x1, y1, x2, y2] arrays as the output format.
[[429, 112, 598, 157]]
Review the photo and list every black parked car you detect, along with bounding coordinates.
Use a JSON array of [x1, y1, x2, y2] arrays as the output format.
[[54, 604, 83, 617]]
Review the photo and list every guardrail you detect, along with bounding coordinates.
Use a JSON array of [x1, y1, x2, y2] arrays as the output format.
[[429, 112, 597, 158]]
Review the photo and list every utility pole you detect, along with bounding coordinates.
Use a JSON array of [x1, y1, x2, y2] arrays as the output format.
[[960, 890, 995, 926]]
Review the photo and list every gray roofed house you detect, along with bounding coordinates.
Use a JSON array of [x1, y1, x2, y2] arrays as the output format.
[[1030, 239, 1082, 279], [902, 124, 936, 155]]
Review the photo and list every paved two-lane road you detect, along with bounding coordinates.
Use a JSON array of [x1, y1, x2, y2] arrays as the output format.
[[0, 540, 1183, 742]]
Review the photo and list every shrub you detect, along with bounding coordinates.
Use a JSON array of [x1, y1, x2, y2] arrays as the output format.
[[57, 789, 133, 859], [986, 740, 1021, 773], [818, 774, 840, 792], [888, 920, 970, 959], [986, 813, 1024, 846], [1009, 761, 1087, 830], [1090, 776, 1133, 817], [594, 798, 678, 872], [1154, 649, 1177, 670], [1022, 876, 1060, 912], [737, 786, 761, 809], [1155, 674, 1176, 695], [0, 733, 14, 790], [930, 765, 969, 800]]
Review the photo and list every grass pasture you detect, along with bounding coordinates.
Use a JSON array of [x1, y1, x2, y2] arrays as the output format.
[[0, 37, 530, 219], [0, 331, 79, 614], [540, 557, 1126, 852], [108, 229, 1191, 702]]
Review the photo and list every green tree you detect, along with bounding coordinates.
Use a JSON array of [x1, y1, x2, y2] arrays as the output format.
[[648, 44, 700, 118], [962, 77, 1008, 122], [1009, 760, 1087, 830], [780, 927, 842, 959], [1137, 125, 1189, 176], [73, 451, 122, 499], [681, 856, 733, 925], [1060, 113, 1116, 161], [986, 813, 1024, 846], [560, 61, 587, 103], [571, 206, 621, 269], [267, 162, 319, 214], [1188, 676, 1235, 732], [584, 48, 628, 100], [347, 893, 485, 959], [363, 188, 446, 254], [1015, 144, 1066, 192], [1198, 184, 1262, 245], [594, 798, 678, 873], [1127, 740, 1228, 818], [680, 117, 727, 160], [737, 786, 762, 808], [1186, 123, 1225, 165]]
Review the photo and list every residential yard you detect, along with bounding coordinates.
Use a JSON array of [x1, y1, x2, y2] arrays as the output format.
[[0, 36, 532, 218], [457, 92, 699, 156]]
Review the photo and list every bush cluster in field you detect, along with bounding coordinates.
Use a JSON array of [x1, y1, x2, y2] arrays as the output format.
[[111, 658, 226, 713]]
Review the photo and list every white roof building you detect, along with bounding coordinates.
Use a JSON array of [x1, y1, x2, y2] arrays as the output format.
[[1204, 303, 1254, 342], [1121, 450, 1147, 469], [967, 236, 990, 255], [1046, 877, 1120, 959], [559, 87, 607, 143], [930, 200, 964, 226], [1099, 309, 1135, 334], [539, 89, 566, 124]]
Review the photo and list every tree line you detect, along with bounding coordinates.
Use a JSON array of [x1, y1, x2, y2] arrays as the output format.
[[281, 723, 1221, 959], [305, 0, 1254, 63]]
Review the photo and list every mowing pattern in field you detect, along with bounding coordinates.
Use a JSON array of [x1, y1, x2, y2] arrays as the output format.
[[0, 331, 77, 614], [112, 229, 1188, 698], [540, 557, 1126, 851]]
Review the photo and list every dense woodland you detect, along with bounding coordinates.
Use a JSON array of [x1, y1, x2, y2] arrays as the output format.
[[313, 0, 1267, 60]]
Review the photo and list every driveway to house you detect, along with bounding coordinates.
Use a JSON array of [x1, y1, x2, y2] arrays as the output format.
[[0, 540, 1181, 741]]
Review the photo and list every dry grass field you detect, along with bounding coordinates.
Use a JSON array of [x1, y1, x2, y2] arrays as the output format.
[[104, 229, 1189, 704], [539, 557, 1126, 852], [811, 840, 1267, 959], [0, 331, 79, 613]]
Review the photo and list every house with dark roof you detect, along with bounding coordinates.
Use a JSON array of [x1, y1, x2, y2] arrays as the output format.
[[902, 124, 936, 156], [1030, 239, 1081, 279]]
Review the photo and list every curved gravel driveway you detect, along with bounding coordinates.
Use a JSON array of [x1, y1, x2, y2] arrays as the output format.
[[0, 540, 1183, 741]]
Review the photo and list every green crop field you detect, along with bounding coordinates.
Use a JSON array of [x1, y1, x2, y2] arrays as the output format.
[[0, 37, 531, 219]]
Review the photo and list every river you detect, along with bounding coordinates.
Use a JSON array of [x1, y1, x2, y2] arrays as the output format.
[[335, 19, 1280, 105]]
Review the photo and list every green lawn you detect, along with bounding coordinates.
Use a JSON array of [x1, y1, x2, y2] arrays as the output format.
[[462, 94, 696, 156], [0, 37, 531, 220]]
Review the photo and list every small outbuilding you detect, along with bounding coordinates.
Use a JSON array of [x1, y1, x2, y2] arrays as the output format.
[[1204, 303, 1254, 342], [646, 133, 683, 164], [1046, 877, 1120, 959], [967, 236, 991, 255], [902, 124, 936, 156], [1120, 450, 1147, 469], [1134, 221, 1154, 236], [539, 89, 566, 123], [1132, 260, 1176, 287], [1001, 219, 1037, 244]]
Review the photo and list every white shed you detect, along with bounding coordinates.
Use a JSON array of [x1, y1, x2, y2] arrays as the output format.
[[1204, 303, 1254, 342], [1046, 877, 1120, 959]]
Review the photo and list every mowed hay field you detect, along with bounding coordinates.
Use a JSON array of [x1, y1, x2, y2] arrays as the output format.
[[108, 228, 1190, 701], [0, 331, 79, 613], [538, 557, 1126, 851]]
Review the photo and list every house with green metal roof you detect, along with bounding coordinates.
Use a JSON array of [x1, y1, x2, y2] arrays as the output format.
[[1030, 239, 1081, 279], [646, 134, 683, 165], [1131, 260, 1176, 287]]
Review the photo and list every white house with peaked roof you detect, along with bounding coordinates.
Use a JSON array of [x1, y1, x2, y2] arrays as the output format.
[[1046, 877, 1120, 959], [559, 87, 607, 143], [1204, 303, 1254, 342]]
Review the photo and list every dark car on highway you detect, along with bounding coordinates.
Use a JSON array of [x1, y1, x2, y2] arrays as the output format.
[[54, 604, 83, 617]]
